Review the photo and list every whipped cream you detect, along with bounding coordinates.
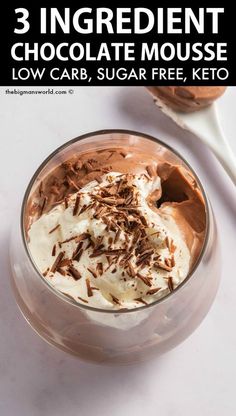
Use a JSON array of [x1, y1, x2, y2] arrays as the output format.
[[28, 172, 190, 310]]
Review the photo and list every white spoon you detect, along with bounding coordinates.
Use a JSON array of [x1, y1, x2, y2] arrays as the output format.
[[148, 90, 236, 185]]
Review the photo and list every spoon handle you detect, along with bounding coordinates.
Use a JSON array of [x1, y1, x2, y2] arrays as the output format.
[[149, 91, 236, 185], [198, 105, 236, 185], [209, 139, 236, 185]]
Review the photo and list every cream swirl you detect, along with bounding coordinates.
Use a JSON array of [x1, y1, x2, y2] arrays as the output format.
[[28, 172, 190, 309]]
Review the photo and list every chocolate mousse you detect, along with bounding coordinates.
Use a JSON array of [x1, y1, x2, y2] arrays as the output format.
[[148, 86, 226, 112], [25, 146, 206, 309]]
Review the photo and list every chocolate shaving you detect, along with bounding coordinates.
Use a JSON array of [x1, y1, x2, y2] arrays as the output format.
[[165, 237, 176, 254], [62, 292, 75, 301], [140, 216, 148, 227], [146, 288, 161, 295], [170, 241, 176, 253], [150, 231, 160, 237], [73, 242, 84, 261], [108, 220, 117, 232], [153, 255, 161, 261], [110, 294, 121, 305], [127, 261, 136, 277], [90, 249, 105, 258], [135, 297, 148, 305], [106, 255, 115, 268], [94, 205, 107, 218], [78, 296, 88, 304], [94, 195, 125, 206], [170, 255, 175, 267], [73, 195, 80, 216], [87, 268, 97, 278], [57, 267, 67, 276], [165, 258, 172, 268], [125, 193, 133, 205], [136, 252, 152, 266], [139, 248, 154, 257], [137, 273, 152, 287], [120, 252, 133, 266], [117, 178, 123, 193], [154, 261, 172, 272], [131, 230, 141, 248], [78, 204, 88, 216], [94, 237, 105, 250], [51, 244, 56, 257], [76, 233, 91, 243], [49, 224, 61, 234], [60, 235, 78, 244], [86, 278, 93, 297], [106, 151, 115, 161], [96, 262, 103, 276], [105, 184, 118, 196], [104, 249, 126, 256], [114, 229, 121, 244], [42, 268, 49, 277], [117, 206, 140, 212], [73, 249, 83, 262], [91, 248, 125, 258], [68, 266, 82, 280], [165, 236, 171, 250], [39, 181, 44, 197], [40, 196, 48, 215], [168, 276, 174, 292], [51, 252, 64, 273], [58, 258, 71, 268], [64, 197, 68, 209], [66, 175, 80, 191]]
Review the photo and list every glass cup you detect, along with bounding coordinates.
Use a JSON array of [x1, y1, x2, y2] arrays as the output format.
[[9, 130, 221, 364]]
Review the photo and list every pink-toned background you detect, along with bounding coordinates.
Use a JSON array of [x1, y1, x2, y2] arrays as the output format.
[[0, 86, 235, 416]]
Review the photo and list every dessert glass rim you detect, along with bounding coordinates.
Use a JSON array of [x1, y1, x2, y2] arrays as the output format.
[[20, 129, 210, 314]]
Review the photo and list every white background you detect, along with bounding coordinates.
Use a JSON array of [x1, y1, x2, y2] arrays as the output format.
[[0, 86, 235, 416]]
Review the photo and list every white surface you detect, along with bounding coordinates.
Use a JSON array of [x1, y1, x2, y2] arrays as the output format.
[[0, 86, 235, 416]]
